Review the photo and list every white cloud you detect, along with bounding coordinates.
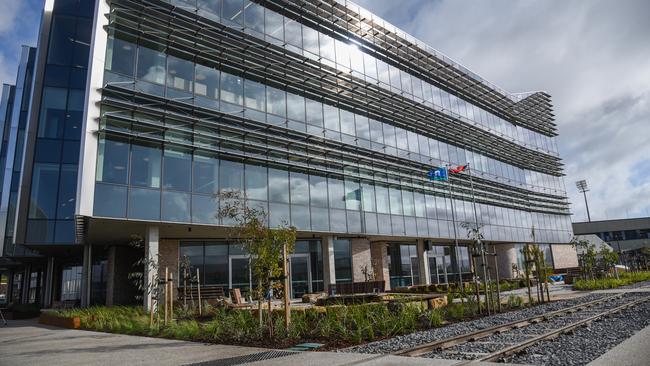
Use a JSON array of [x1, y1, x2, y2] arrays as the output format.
[[0, 1, 22, 34], [355, 0, 650, 222]]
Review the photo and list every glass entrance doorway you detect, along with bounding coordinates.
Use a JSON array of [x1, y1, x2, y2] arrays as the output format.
[[229, 255, 252, 291], [428, 254, 448, 284], [388, 243, 420, 288], [289, 254, 312, 299]]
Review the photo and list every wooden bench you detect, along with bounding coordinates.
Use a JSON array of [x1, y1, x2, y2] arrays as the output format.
[[333, 281, 385, 295]]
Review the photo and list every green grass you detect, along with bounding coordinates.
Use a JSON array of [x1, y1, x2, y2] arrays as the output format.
[[50, 297, 511, 346], [573, 271, 650, 290]]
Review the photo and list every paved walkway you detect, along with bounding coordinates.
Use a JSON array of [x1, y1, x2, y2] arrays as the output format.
[[0, 320, 522, 366]]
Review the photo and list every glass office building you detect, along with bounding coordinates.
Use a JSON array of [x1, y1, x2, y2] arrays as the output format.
[[0, 0, 576, 307]]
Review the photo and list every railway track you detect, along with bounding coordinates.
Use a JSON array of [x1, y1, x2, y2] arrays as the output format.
[[391, 293, 650, 363]]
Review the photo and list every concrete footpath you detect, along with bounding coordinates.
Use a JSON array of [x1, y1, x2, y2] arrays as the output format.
[[587, 324, 650, 366], [0, 320, 522, 366]]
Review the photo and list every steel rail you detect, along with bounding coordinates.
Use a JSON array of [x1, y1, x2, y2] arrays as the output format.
[[392, 294, 623, 357], [468, 295, 650, 363]]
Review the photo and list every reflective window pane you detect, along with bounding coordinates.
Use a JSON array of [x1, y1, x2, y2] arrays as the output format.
[[29, 163, 60, 219], [137, 46, 166, 84], [290, 171, 309, 205], [130, 142, 161, 188], [266, 86, 286, 117], [269, 168, 289, 203], [106, 36, 135, 76], [38, 87, 67, 138], [244, 79, 265, 111], [194, 64, 219, 99], [193, 152, 218, 194], [94, 183, 127, 218], [219, 159, 243, 193], [309, 174, 328, 207], [128, 187, 160, 220], [245, 164, 267, 200], [220, 72, 243, 105], [192, 194, 218, 224], [163, 147, 191, 191], [328, 177, 345, 209], [166, 55, 194, 92], [162, 191, 191, 222], [287, 92, 305, 122]]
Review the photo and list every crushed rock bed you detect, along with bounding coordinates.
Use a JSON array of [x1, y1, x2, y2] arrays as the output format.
[[503, 296, 650, 366], [424, 293, 647, 361], [343, 293, 608, 354]]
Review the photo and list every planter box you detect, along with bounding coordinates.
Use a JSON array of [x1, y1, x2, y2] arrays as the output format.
[[39, 312, 80, 329]]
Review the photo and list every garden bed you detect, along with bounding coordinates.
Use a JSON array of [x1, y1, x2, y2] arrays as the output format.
[[40, 311, 81, 329], [46, 298, 493, 349]]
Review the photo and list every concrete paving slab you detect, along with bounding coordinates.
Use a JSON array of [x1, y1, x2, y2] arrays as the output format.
[[0, 320, 268, 366], [587, 324, 650, 366], [0, 320, 531, 366]]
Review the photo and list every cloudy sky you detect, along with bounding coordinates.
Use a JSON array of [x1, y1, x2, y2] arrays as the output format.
[[1, 0, 649, 223]]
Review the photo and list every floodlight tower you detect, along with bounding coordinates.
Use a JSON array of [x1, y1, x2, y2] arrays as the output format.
[[575, 179, 591, 222]]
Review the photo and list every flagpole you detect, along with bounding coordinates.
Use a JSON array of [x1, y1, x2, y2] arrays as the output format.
[[467, 161, 492, 314], [445, 164, 464, 290]]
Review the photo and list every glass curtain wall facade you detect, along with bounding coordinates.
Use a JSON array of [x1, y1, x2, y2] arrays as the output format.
[[94, 0, 572, 245], [21, 0, 95, 244], [0, 0, 576, 306]]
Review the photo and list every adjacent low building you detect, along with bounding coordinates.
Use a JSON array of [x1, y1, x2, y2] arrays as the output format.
[[573, 218, 650, 269], [0, 0, 577, 309]]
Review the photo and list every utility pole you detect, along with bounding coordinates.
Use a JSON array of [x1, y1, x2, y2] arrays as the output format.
[[575, 180, 591, 222]]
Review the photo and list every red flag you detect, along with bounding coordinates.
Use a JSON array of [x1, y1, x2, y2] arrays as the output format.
[[450, 165, 467, 174]]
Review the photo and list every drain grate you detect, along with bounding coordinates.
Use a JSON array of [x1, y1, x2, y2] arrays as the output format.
[[182, 350, 296, 366]]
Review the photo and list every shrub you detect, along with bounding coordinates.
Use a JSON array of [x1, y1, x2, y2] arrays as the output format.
[[573, 271, 650, 290], [427, 309, 443, 327], [506, 295, 523, 308]]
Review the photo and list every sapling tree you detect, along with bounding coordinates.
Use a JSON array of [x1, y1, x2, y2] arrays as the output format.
[[571, 237, 597, 280], [128, 234, 168, 325], [461, 222, 488, 313], [217, 190, 297, 335], [599, 246, 619, 278]]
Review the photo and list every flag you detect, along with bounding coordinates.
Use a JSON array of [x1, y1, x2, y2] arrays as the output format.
[[427, 167, 448, 181], [450, 165, 467, 174]]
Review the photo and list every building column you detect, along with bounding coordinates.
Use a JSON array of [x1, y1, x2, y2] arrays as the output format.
[[370, 242, 391, 291], [417, 239, 431, 285], [80, 243, 92, 307], [43, 257, 55, 308], [351, 238, 372, 282], [21, 265, 30, 304], [321, 235, 336, 293], [144, 226, 159, 311], [106, 246, 117, 306], [494, 243, 518, 280]]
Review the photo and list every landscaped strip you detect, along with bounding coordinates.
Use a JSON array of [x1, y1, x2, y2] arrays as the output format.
[[573, 271, 650, 290]]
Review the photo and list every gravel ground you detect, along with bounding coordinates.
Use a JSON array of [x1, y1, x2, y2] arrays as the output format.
[[504, 295, 650, 366], [426, 293, 647, 361], [344, 293, 609, 354]]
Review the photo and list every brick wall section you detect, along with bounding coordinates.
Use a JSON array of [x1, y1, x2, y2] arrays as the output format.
[[158, 239, 179, 299], [551, 244, 579, 269], [351, 238, 372, 282], [370, 242, 390, 291]]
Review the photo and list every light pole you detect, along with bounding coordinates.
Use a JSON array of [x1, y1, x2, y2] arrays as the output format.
[[575, 179, 591, 222]]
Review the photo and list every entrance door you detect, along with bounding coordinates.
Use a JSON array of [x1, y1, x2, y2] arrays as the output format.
[[410, 256, 420, 285], [229, 255, 252, 291], [289, 254, 312, 299], [429, 254, 448, 284]]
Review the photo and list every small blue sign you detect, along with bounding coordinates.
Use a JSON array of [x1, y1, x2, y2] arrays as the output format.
[[428, 167, 448, 181]]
